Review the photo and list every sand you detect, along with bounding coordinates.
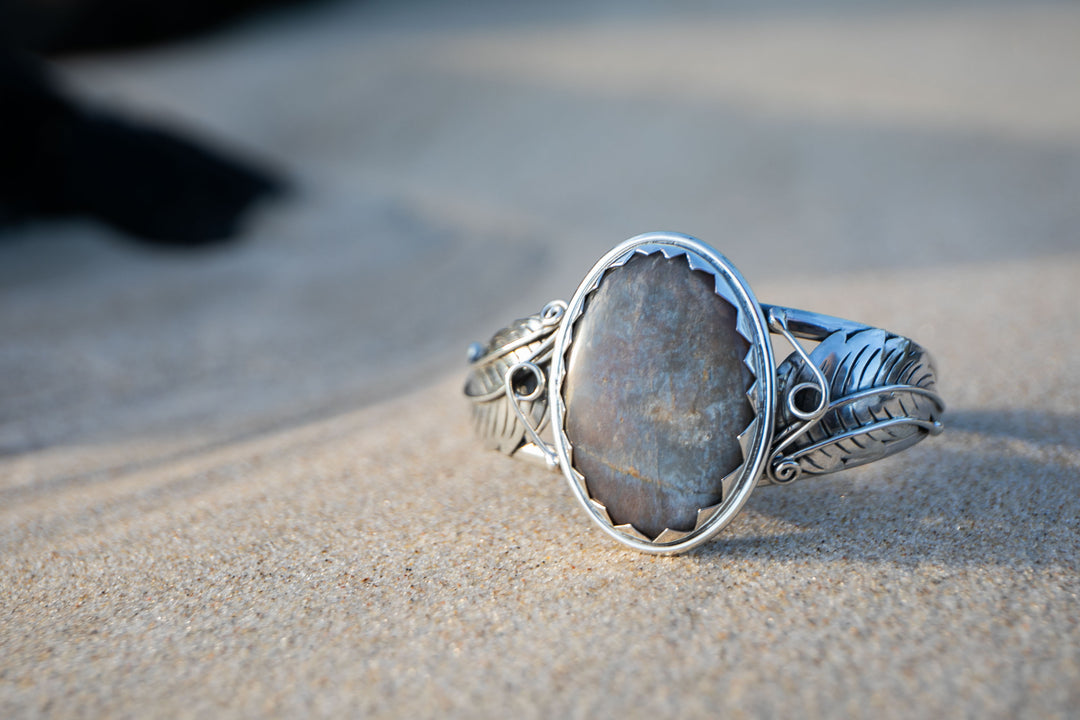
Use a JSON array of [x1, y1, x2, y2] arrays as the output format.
[[2, 1, 1078, 717]]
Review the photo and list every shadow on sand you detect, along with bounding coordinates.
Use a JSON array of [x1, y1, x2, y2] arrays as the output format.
[[695, 409, 1079, 568]]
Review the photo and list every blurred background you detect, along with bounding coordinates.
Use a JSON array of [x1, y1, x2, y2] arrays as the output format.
[[1, 0, 1078, 483]]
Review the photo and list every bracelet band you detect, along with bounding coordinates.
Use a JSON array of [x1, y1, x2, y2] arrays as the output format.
[[465, 233, 944, 554]]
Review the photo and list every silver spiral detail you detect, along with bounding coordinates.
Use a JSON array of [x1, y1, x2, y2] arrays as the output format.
[[771, 458, 802, 484]]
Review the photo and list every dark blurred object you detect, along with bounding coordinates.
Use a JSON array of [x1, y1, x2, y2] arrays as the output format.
[[0, 50, 283, 244], [1, 0, 307, 54], [0, 0, 289, 245]]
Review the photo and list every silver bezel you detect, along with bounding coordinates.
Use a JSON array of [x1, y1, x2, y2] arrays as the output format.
[[548, 232, 776, 554]]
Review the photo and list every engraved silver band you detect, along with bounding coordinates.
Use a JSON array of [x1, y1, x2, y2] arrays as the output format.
[[464, 233, 944, 553]]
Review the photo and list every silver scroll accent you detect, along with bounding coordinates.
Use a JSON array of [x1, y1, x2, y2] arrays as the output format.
[[463, 301, 566, 464], [768, 326, 945, 483]]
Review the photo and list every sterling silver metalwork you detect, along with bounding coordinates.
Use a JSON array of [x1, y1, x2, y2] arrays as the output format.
[[464, 232, 944, 554]]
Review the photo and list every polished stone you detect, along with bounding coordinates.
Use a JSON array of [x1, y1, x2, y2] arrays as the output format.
[[563, 252, 754, 539]]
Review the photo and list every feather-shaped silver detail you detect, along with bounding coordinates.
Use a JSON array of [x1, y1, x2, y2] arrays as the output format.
[[464, 303, 564, 455], [772, 329, 944, 478]]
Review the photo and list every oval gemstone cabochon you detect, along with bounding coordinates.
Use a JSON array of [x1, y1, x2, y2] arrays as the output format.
[[563, 252, 755, 539]]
